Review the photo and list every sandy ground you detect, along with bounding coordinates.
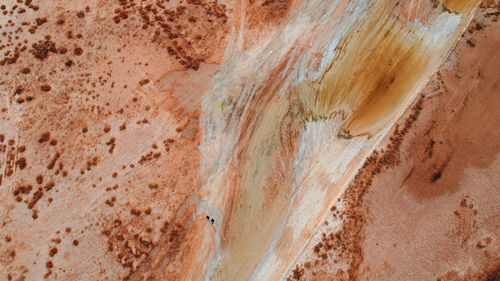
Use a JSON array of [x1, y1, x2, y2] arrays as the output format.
[[0, 0, 229, 280]]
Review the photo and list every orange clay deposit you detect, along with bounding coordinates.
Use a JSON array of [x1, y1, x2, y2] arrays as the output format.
[[0, 0, 499, 281]]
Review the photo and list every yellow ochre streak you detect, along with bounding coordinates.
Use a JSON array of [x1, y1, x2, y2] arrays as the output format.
[[297, 0, 479, 137]]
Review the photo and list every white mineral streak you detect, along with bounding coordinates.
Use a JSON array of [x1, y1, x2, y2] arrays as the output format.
[[198, 0, 479, 280]]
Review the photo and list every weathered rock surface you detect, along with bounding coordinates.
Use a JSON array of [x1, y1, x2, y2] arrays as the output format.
[[0, 0, 498, 280]]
